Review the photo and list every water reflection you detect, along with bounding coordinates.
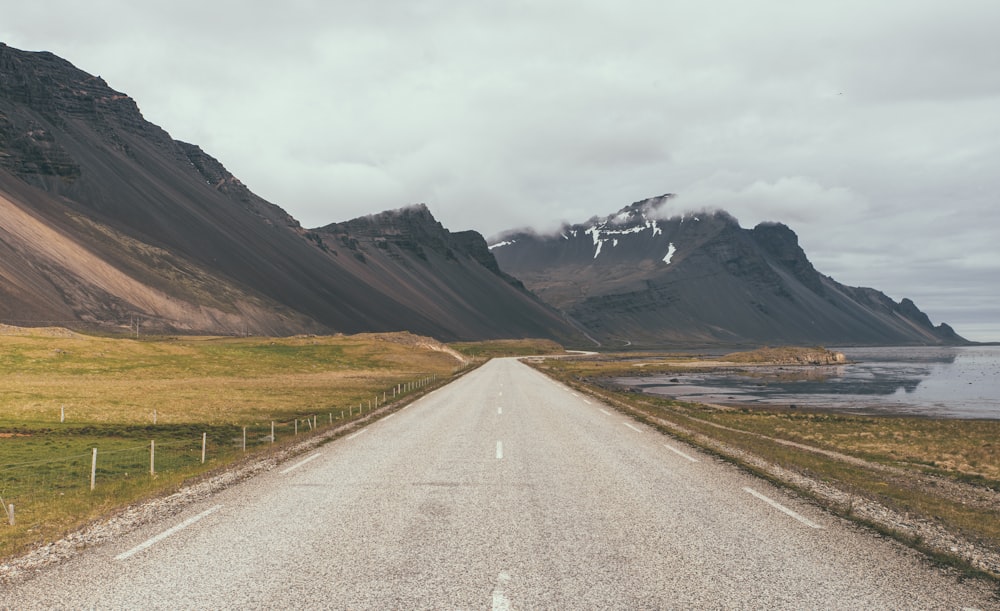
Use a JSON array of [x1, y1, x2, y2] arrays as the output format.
[[612, 346, 1000, 419]]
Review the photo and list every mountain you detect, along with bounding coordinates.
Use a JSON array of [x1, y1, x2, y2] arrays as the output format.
[[490, 195, 967, 348], [0, 43, 580, 342]]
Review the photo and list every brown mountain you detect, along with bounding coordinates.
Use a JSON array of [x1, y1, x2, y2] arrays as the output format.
[[491, 195, 967, 348], [0, 43, 581, 342]]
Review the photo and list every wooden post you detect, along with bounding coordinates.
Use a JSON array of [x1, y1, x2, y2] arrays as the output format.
[[271, 421, 275, 443], [91, 448, 97, 491], [7, 504, 13, 526], [153, 409, 157, 425], [60, 405, 65, 423], [150, 440, 155, 476], [202, 432, 207, 464], [243, 427, 247, 451], [295, 420, 298, 435]]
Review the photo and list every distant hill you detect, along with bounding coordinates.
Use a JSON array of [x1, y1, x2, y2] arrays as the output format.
[[490, 195, 966, 348], [0, 43, 581, 342]]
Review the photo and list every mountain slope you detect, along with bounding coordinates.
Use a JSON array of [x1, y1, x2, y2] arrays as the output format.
[[491, 195, 966, 347], [0, 42, 581, 342], [312, 205, 579, 342]]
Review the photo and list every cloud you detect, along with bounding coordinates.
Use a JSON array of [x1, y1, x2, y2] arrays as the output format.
[[3, 0, 1000, 339], [672, 177, 869, 226]]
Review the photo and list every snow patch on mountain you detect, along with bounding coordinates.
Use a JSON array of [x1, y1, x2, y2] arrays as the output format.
[[663, 243, 677, 264], [583, 219, 668, 259]]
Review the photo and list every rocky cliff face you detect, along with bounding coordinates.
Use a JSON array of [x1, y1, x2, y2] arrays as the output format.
[[491, 195, 966, 347], [312, 205, 578, 342], [0, 43, 582, 342]]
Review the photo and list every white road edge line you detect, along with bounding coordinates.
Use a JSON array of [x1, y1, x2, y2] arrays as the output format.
[[279, 452, 323, 475], [623, 422, 643, 433], [663, 443, 699, 462], [744, 487, 823, 529], [583, 399, 592, 405], [382, 412, 396, 421], [115, 504, 223, 561], [346, 429, 366, 441], [599, 408, 612, 416], [496, 441, 503, 460]]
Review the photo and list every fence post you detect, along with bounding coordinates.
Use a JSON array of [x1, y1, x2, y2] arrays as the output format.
[[7, 504, 13, 526], [61, 405, 65, 423], [153, 409, 157, 425], [91, 448, 97, 491], [271, 421, 275, 443], [202, 432, 207, 464], [150, 440, 155, 476], [243, 427, 247, 451], [294, 420, 298, 435]]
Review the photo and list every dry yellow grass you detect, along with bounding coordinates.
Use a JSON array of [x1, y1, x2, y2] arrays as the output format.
[[0, 329, 469, 560], [0, 331, 466, 425]]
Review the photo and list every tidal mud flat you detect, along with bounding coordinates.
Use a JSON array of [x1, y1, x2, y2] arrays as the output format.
[[615, 346, 1000, 419]]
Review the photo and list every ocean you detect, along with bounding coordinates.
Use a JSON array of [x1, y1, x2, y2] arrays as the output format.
[[613, 345, 1000, 419]]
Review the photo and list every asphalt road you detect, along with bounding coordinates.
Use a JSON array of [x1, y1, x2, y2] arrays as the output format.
[[2, 358, 995, 609]]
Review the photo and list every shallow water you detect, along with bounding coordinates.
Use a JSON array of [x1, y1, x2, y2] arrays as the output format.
[[613, 345, 1000, 419]]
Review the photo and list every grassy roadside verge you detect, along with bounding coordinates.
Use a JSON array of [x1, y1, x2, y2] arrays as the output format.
[[528, 353, 1000, 581], [0, 329, 469, 561]]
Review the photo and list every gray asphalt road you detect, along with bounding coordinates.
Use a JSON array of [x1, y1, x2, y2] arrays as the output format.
[[2, 358, 995, 609]]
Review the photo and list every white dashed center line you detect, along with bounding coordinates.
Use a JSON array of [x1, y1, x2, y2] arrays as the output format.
[[346, 429, 366, 441], [623, 422, 643, 433], [599, 408, 612, 416], [744, 487, 823, 529], [496, 441, 504, 460], [492, 572, 512, 610]]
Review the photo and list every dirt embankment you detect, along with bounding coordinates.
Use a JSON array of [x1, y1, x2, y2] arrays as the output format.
[[722, 346, 847, 366]]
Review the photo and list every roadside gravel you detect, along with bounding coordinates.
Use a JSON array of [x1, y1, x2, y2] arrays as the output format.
[[580, 382, 1000, 579], [0, 401, 395, 584]]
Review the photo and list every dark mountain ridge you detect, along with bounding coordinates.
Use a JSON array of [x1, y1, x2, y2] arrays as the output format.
[[491, 195, 966, 347], [0, 42, 580, 342]]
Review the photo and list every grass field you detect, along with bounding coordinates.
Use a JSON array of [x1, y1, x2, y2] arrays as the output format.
[[530, 351, 1000, 578], [0, 328, 468, 559], [450, 338, 566, 359]]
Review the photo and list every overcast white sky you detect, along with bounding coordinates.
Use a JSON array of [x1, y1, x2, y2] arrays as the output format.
[[3, 1, 999, 340]]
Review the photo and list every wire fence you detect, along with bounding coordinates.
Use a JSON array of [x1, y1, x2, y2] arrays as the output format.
[[0, 375, 439, 529]]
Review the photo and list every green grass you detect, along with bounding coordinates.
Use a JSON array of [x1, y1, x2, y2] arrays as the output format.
[[531, 355, 1000, 578], [449, 338, 565, 359], [0, 329, 463, 559]]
